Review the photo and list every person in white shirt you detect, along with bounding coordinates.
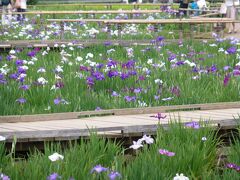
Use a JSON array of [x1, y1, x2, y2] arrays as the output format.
[[197, 0, 207, 10], [225, 0, 239, 33], [16, 0, 27, 21]]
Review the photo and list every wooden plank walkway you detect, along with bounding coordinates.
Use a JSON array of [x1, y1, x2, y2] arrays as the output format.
[[0, 102, 239, 142]]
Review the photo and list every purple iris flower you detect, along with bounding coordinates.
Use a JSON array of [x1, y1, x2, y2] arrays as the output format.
[[17, 67, 26, 74], [104, 41, 112, 46], [107, 60, 118, 67], [210, 64, 217, 73], [168, 54, 176, 61], [122, 60, 136, 69], [120, 73, 129, 80], [124, 96, 136, 102], [111, 91, 119, 97], [108, 70, 119, 78], [0, 79, 7, 84], [154, 95, 160, 100], [148, 25, 155, 31], [55, 81, 64, 89], [192, 67, 199, 73], [233, 70, 240, 76], [54, 98, 62, 105], [159, 149, 175, 157], [170, 86, 180, 97], [134, 88, 142, 94], [80, 66, 89, 72], [6, 55, 12, 61], [223, 66, 231, 71], [223, 74, 231, 86], [86, 76, 95, 87], [235, 166, 240, 172], [16, 98, 26, 104], [91, 165, 108, 174], [108, 171, 121, 180], [95, 107, 102, 111], [0, 73, 4, 79], [0, 174, 10, 180], [185, 121, 200, 129], [92, 71, 105, 81], [47, 173, 61, 180], [176, 61, 184, 66], [16, 59, 24, 66], [226, 163, 240, 172], [19, 85, 30, 90], [156, 36, 164, 42], [226, 47, 237, 54], [150, 113, 167, 120], [9, 73, 18, 80], [0, 56, 2, 61], [226, 163, 237, 169], [128, 70, 137, 76], [96, 63, 104, 69], [138, 75, 145, 81], [27, 51, 36, 57], [34, 47, 41, 52]]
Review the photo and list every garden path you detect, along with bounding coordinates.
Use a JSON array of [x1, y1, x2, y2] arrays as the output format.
[[0, 107, 239, 142]]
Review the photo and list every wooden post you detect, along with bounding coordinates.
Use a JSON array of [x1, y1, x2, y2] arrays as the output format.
[[197, 24, 200, 35], [107, 23, 111, 39], [60, 21, 64, 40], [179, 24, 183, 40], [117, 23, 122, 38], [153, 24, 158, 32], [190, 24, 194, 39], [205, 23, 208, 33], [134, 4, 137, 10], [129, 13, 133, 19]]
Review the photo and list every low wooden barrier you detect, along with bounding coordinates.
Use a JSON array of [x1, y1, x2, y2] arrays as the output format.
[[1, 101, 240, 123]]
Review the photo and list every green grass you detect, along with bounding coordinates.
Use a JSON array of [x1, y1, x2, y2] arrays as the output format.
[[0, 123, 239, 179]]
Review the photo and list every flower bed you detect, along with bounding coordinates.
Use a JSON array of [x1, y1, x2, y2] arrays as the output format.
[[0, 123, 239, 179], [0, 38, 239, 115]]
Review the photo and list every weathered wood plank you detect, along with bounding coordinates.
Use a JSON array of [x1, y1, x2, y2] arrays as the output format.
[[1, 102, 240, 123]]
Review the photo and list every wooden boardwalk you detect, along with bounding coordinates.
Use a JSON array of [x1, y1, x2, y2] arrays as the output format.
[[0, 102, 239, 143]]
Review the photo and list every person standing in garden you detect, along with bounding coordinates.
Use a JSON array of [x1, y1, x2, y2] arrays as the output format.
[[225, 0, 239, 33], [179, 0, 189, 15], [1, 0, 13, 25], [15, 0, 27, 21]]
